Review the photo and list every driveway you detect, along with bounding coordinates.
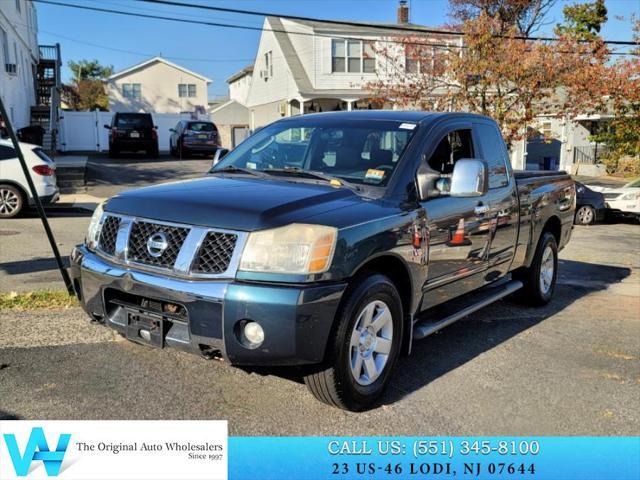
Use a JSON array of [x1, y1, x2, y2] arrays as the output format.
[[1, 222, 638, 435]]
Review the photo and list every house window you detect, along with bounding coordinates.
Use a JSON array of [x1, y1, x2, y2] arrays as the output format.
[[0, 27, 9, 69], [263, 51, 273, 79], [331, 40, 345, 72], [178, 84, 196, 97], [332, 39, 375, 73], [405, 45, 436, 74], [122, 83, 141, 100]]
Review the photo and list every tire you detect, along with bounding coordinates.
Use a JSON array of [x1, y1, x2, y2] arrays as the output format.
[[147, 146, 159, 159], [0, 184, 25, 218], [304, 274, 403, 411], [108, 147, 118, 158], [513, 232, 558, 306], [169, 141, 176, 157], [179, 142, 188, 159], [575, 205, 596, 225]]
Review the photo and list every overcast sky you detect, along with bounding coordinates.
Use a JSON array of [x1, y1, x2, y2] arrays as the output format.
[[35, 0, 640, 98]]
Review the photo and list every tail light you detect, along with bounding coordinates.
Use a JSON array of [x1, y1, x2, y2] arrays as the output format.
[[111, 127, 117, 139], [151, 128, 158, 140], [32, 165, 55, 176]]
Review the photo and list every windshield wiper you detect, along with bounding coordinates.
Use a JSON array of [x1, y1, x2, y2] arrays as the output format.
[[263, 167, 361, 191], [209, 166, 266, 177]]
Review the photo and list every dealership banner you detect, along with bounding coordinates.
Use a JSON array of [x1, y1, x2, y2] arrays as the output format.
[[1, 424, 638, 479]]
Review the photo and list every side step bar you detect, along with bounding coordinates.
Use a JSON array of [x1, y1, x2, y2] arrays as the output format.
[[413, 280, 523, 340]]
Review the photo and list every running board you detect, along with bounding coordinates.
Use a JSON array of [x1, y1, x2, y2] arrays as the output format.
[[413, 280, 523, 340]]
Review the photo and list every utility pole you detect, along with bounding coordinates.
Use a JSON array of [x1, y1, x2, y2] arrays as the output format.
[[0, 95, 74, 295]]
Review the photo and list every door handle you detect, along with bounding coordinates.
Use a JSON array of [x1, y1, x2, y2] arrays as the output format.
[[474, 204, 490, 216]]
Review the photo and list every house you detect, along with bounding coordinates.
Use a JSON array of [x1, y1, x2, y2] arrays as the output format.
[[106, 57, 212, 114], [0, 0, 40, 129], [227, 65, 253, 106], [244, 1, 454, 129]]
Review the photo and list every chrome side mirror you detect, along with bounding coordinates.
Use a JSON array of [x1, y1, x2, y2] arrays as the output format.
[[212, 148, 230, 166], [450, 159, 488, 197]]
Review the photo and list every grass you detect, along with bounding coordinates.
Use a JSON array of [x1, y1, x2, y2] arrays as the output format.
[[0, 291, 78, 311]]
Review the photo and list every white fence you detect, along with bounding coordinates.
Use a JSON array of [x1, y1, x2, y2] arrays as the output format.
[[58, 110, 202, 152]]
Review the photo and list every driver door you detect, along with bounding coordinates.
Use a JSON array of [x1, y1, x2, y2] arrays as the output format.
[[420, 125, 491, 309]]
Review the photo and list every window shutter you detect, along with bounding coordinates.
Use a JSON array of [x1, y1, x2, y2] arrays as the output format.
[[321, 37, 332, 74]]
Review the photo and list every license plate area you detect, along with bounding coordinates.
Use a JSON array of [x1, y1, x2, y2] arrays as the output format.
[[126, 311, 164, 348], [130, 131, 140, 138]]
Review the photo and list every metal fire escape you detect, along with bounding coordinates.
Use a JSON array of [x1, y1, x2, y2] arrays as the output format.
[[31, 43, 61, 151]]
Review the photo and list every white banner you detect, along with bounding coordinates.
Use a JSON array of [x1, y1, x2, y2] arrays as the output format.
[[0, 421, 227, 480]]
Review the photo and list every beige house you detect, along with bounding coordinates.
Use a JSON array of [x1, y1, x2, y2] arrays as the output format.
[[107, 57, 211, 114]]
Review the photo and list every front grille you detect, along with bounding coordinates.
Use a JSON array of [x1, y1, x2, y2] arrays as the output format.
[[98, 216, 121, 255], [127, 220, 189, 268], [603, 193, 620, 200], [192, 232, 237, 274]]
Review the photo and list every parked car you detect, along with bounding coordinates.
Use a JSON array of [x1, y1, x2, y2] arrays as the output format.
[[169, 120, 220, 158], [574, 182, 606, 225], [0, 139, 59, 218], [590, 178, 640, 219], [105, 113, 158, 158], [70, 111, 575, 411]]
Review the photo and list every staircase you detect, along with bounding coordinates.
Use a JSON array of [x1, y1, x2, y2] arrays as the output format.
[[31, 44, 61, 152]]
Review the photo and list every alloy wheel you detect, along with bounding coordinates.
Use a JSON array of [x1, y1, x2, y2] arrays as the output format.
[[0, 188, 19, 216], [539, 244, 555, 295]]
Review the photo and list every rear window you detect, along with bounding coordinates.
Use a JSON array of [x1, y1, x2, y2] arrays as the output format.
[[187, 122, 216, 132], [115, 114, 153, 128]]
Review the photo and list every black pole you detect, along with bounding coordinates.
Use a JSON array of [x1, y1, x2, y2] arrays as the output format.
[[0, 96, 75, 295]]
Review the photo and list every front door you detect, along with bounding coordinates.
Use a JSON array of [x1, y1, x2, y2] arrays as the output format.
[[419, 126, 491, 309]]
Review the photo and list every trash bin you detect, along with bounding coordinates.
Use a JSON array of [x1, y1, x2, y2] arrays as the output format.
[[17, 125, 45, 145]]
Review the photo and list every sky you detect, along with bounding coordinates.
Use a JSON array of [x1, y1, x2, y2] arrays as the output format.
[[32, 0, 640, 99]]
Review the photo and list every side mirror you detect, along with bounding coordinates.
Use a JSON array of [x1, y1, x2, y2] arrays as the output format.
[[103, 124, 111, 129], [212, 148, 230, 166], [169, 128, 176, 133], [415, 161, 442, 201], [450, 158, 488, 197]]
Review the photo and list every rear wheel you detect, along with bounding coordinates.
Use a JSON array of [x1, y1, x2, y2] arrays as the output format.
[[513, 232, 558, 306], [304, 274, 402, 411], [0, 184, 24, 218], [575, 205, 595, 225], [147, 145, 159, 159], [108, 147, 119, 158]]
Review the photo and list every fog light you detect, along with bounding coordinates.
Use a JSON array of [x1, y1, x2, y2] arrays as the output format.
[[243, 321, 264, 346]]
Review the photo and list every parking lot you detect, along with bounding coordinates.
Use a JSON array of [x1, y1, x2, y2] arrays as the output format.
[[0, 155, 638, 435]]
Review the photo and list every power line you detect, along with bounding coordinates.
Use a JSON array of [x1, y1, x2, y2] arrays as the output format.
[[32, 0, 639, 55], [138, 0, 640, 47]]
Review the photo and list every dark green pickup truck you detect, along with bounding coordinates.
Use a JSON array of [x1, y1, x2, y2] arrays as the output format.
[[70, 111, 575, 410]]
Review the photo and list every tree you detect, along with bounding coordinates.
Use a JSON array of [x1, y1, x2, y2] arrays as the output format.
[[367, 13, 609, 145], [64, 59, 113, 111], [449, 0, 556, 35], [555, 0, 608, 41]]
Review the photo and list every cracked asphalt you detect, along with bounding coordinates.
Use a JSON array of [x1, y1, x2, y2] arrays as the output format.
[[1, 220, 638, 435]]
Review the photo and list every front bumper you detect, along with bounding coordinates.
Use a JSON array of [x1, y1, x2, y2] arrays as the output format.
[[69, 245, 346, 366]]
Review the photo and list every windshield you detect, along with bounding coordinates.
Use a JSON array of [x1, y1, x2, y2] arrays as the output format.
[[623, 178, 640, 188], [212, 118, 417, 186], [187, 122, 216, 132], [116, 114, 152, 128]]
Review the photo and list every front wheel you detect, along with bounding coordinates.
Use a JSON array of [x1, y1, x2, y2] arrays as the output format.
[[513, 232, 558, 306], [0, 184, 24, 218], [575, 205, 596, 225], [304, 274, 403, 411]]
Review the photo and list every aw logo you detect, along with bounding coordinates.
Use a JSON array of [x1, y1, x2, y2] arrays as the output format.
[[3, 427, 71, 477]]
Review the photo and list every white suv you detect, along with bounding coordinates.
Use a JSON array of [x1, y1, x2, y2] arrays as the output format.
[[0, 139, 59, 218]]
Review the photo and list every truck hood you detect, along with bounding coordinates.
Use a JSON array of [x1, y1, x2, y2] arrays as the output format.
[[104, 175, 364, 231]]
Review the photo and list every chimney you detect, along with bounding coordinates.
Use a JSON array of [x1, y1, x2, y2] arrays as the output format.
[[397, 0, 409, 24]]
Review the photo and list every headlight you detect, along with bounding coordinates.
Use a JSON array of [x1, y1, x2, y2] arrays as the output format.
[[239, 223, 337, 274], [86, 201, 105, 250]]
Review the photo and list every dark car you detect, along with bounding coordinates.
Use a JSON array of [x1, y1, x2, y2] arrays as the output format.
[[574, 181, 606, 225], [169, 120, 220, 158], [105, 113, 158, 158], [71, 111, 576, 411]]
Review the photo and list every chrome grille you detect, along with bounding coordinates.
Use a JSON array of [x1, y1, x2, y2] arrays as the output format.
[[192, 232, 238, 274], [98, 216, 121, 255], [127, 220, 189, 268]]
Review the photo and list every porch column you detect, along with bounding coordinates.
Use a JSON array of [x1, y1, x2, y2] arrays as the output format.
[[346, 100, 354, 111]]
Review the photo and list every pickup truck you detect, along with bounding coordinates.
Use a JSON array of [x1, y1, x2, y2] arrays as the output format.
[[69, 111, 575, 411]]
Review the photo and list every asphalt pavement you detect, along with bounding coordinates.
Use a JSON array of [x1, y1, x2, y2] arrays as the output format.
[[1, 220, 638, 435]]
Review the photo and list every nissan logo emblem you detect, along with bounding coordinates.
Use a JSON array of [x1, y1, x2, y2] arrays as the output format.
[[146, 232, 168, 258]]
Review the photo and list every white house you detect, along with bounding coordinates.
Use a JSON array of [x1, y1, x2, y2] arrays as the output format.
[[227, 65, 253, 106], [107, 57, 212, 114], [0, 0, 40, 129]]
